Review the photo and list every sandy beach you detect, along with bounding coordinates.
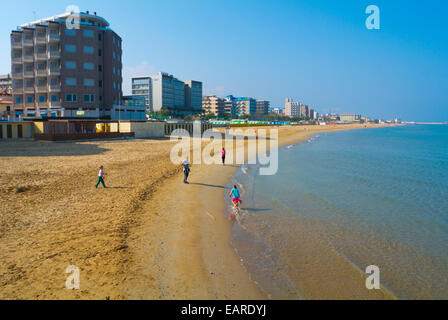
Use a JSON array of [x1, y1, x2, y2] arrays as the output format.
[[0, 123, 396, 300]]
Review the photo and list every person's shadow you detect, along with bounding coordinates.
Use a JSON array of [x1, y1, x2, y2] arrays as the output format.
[[188, 182, 226, 189]]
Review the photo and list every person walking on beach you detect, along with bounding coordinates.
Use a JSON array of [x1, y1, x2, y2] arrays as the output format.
[[221, 148, 226, 166], [182, 157, 191, 184], [228, 184, 242, 208], [96, 165, 107, 189]]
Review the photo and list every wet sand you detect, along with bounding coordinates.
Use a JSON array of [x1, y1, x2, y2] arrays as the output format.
[[0, 124, 397, 299]]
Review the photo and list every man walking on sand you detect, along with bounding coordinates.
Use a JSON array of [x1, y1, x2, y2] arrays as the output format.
[[96, 165, 107, 189], [182, 157, 191, 184]]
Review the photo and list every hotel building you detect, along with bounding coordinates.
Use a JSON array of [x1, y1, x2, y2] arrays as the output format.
[[202, 95, 225, 116], [285, 98, 300, 117], [10, 11, 122, 118], [233, 97, 257, 116]]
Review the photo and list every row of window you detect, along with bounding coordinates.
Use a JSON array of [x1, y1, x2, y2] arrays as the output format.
[[64, 77, 121, 90], [64, 44, 121, 61], [65, 61, 100, 71], [65, 94, 100, 103], [16, 95, 59, 103], [65, 28, 121, 47]]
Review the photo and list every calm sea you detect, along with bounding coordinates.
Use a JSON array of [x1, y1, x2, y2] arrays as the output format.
[[227, 125, 448, 299]]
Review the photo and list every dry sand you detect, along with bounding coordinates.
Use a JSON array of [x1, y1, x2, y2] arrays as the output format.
[[0, 124, 397, 300]]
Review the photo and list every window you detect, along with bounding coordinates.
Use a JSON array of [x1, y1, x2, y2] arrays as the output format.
[[113, 67, 116, 74], [27, 96, 33, 103], [84, 94, 95, 103], [113, 37, 115, 44], [99, 80, 103, 88], [83, 29, 94, 38], [65, 94, 77, 102], [16, 97, 22, 103], [65, 29, 76, 36], [65, 61, 77, 69], [113, 52, 116, 59], [99, 96, 103, 103], [98, 49, 102, 57], [65, 77, 77, 86], [83, 62, 94, 70], [113, 82, 116, 89], [39, 95, 46, 102], [65, 44, 76, 53], [98, 33, 102, 41], [51, 95, 58, 102], [84, 79, 94, 86], [83, 46, 94, 54], [98, 65, 102, 72]]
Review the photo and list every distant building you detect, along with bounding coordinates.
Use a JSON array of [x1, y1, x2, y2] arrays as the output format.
[[11, 11, 122, 119], [339, 114, 361, 122], [300, 104, 309, 118], [272, 107, 283, 115], [113, 95, 146, 120], [224, 96, 235, 115], [0, 74, 12, 95], [184, 80, 203, 113], [256, 100, 270, 115], [150, 72, 202, 116], [234, 97, 257, 115], [285, 98, 299, 117], [131, 77, 152, 113], [202, 95, 225, 116]]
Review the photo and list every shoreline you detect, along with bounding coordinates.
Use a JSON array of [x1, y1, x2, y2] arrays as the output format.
[[124, 123, 399, 300]]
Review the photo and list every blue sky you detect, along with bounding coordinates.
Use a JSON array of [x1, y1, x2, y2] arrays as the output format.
[[1, 0, 447, 121]]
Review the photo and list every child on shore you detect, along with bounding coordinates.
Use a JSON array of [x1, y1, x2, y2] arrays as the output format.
[[95, 165, 107, 189], [228, 184, 242, 208]]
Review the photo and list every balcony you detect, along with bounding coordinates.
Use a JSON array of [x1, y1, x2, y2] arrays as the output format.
[[24, 87, 35, 94], [37, 102, 50, 108], [23, 55, 34, 63], [48, 68, 60, 76], [25, 103, 35, 109], [35, 69, 47, 77], [48, 33, 60, 42], [13, 88, 23, 95], [36, 86, 48, 93], [23, 38, 33, 46], [35, 36, 46, 45], [11, 40, 22, 49], [48, 51, 60, 59], [12, 72, 23, 79], [24, 71, 34, 78], [35, 53, 47, 61], [12, 57, 22, 64], [49, 85, 61, 92]]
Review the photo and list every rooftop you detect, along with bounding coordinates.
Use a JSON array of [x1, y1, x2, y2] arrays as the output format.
[[19, 11, 110, 29]]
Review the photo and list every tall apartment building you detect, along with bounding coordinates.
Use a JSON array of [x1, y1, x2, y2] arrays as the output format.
[[131, 76, 152, 112], [10, 11, 122, 118], [149, 72, 202, 115], [184, 80, 203, 113], [300, 104, 309, 118], [285, 98, 300, 117], [202, 95, 225, 116], [256, 100, 270, 115]]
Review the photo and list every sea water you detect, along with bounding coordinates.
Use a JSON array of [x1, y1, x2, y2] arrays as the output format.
[[227, 125, 448, 299]]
